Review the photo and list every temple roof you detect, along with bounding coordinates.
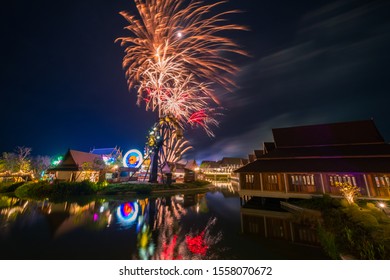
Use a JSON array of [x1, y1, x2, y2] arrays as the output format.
[[272, 120, 384, 148]]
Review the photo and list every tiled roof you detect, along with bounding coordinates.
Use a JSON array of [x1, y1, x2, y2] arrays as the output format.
[[272, 120, 384, 148], [259, 143, 390, 159], [234, 157, 390, 173], [90, 147, 120, 156], [49, 150, 105, 171], [220, 157, 243, 165]]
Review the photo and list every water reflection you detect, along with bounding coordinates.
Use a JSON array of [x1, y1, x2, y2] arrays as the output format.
[[0, 188, 327, 259], [0, 194, 223, 260], [241, 208, 320, 246]]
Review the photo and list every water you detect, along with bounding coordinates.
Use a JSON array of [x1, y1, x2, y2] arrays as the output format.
[[0, 184, 328, 260]]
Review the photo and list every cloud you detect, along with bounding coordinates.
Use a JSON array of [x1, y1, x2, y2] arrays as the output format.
[[192, 0, 390, 160]]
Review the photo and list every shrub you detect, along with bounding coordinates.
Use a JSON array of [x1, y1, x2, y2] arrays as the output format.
[[0, 182, 25, 193], [15, 180, 102, 200]]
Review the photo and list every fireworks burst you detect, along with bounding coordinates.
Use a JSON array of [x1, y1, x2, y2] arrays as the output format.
[[117, 0, 247, 136]]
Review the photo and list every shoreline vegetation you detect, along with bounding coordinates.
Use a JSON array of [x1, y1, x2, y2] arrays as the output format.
[[289, 195, 390, 260], [0, 180, 212, 201]]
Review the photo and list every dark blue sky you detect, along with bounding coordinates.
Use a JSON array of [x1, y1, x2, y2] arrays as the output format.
[[1, 0, 390, 161]]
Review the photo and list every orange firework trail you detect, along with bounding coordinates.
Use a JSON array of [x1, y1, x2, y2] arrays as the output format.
[[116, 0, 247, 136]]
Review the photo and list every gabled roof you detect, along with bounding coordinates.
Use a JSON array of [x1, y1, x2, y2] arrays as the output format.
[[184, 159, 198, 170], [200, 161, 220, 168], [49, 150, 105, 171], [248, 154, 256, 163], [234, 157, 390, 173], [220, 157, 243, 165], [90, 147, 121, 156], [254, 150, 264, 158], [272, 120, 384, 148], [263, 143, 275, 153], [258, 143, 390, 159]]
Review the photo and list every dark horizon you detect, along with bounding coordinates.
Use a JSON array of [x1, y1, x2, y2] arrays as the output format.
[[1, 0, 390, 161]]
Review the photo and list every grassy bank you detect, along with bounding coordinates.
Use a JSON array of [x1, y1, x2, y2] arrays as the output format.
[[291, 195, 390, 259], [97, 180, 210, 195], [10, 180, 210, 200]]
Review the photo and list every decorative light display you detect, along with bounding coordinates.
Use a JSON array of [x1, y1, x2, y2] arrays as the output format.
[[123, 149, 143, 168], [145, 116, 192, 182], [116, 202, 139, 225], [51, 156, 63, 166], [102, 156, 115, 165]]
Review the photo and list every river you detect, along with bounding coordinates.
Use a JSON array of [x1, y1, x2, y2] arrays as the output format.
[[0, 182, 328, 260]]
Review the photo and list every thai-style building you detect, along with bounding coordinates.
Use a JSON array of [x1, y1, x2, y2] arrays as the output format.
[[234, 120, 390, 201], [200, 157, 248, 181], [48, 149, 105, 182]]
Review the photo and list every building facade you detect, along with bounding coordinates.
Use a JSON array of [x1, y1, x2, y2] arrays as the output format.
[[235, 120, 390, 200]]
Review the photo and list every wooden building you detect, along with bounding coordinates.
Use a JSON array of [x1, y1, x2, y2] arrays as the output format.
[[234, 120, 390, 200], [48, 149, 105, 182]]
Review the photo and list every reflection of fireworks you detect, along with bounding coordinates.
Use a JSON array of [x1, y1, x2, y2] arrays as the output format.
[[151, 197, 222, 260], [117, 0, 247, 136]]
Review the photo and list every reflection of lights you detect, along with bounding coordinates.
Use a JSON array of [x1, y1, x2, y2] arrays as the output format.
[[174, 195, 184, 203], [99, 206, 104, 213], [117, 202, 139, 225], [93, 213, 98, 222], [196, 203, 200, 213], [186, 231, 208, 256], [107, 214, 112, 227]]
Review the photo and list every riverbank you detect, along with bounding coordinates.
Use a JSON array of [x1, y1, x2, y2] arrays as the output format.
[[289, 195, 390, 259], [0, 180, 213, 201]]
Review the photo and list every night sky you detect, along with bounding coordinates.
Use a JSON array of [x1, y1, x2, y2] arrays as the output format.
[[1, 0, 390, 162]]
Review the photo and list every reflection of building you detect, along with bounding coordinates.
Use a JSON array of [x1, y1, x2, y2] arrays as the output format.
[[47, 149, 105, 182], [241, 208, 320, 246], [235, 120, 390, 200]]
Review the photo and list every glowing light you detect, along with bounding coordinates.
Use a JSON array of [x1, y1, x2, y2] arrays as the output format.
[[117, 202, 139, 225], [378, 202, 386, 208], [51, 156, 63, 166], [123, 149, 143, 168], [185, 230, 208, 256], [102, 156, 115, 165], [116, 0, 247, 137]]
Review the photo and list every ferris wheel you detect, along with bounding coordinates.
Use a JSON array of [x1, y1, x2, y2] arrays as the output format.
[[145, 115, 192, 183]]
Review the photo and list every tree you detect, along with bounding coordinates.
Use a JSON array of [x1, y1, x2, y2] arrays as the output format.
[[1, 152, 18, 173], [335, 182, 360, 205], [31, 155, 51, 179], [15, 146, 32, 173]]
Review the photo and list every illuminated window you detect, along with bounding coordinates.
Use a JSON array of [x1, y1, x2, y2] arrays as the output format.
[[374, 176, 390, 188], [329, 175, 357, 186], [246, 174, 254, 183], [267, 175, 277, 184], [290, 174, 315, 185]]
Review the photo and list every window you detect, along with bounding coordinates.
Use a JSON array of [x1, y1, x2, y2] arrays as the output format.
[[267, 175, 277, 184], [290, 174, 315, 186], [374, 176, 390, 188], [329, 175, 357, 186], [245, 174, 254, 184]]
